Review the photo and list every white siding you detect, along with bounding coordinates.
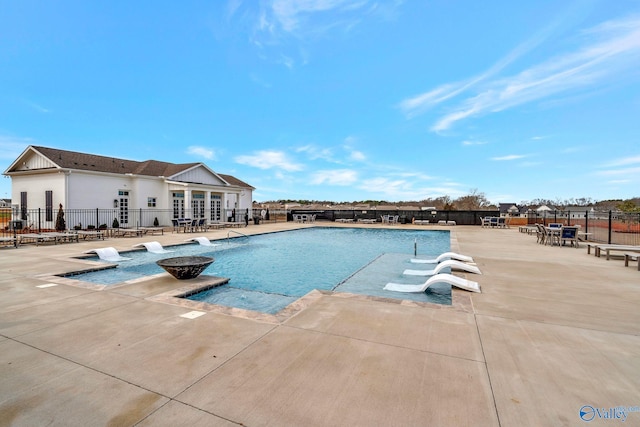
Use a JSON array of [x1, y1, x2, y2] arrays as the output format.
[[171, 166, 227, 186], [239, 190, 253, 211], [11, 172, 66, 209], [67, 173, 134, 209], [130, 176, 167, 209], [15, 150, 58, 171]]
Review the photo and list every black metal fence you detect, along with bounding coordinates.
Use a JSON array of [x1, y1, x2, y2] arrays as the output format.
[[527, 210, 640, 245], [3, 207, 637, 246], [0, 207, 286, 235], [290, 209, 500, 225]]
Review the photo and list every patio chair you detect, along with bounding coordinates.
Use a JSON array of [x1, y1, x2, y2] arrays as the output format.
[[560, 226, 580, 248], [535, 224, 546, 244], [384, 273, 481, 293]]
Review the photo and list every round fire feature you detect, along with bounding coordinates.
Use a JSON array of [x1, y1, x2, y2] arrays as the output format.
[[156, 256, 214, 280]]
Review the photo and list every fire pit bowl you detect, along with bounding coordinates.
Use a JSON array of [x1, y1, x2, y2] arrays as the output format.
[[156, 256, 214, 280]]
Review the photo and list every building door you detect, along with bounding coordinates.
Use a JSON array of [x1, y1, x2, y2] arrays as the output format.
[[210, 195, 221, 221], [172, 192, 185, 218], [192, 194, 205, 218], [118, 191, 129, 226]]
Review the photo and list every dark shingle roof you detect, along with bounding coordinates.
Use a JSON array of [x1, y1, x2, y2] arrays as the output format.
[[27, 146, 253, 189], [32, 146, 198, 176], [218, 173, 255, 189]]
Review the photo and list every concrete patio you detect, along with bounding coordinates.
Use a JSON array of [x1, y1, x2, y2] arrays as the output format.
[[1, 223, 639, 426]]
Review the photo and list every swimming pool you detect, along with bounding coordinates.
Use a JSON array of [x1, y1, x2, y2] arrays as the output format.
[[74, 227, 451, 313]]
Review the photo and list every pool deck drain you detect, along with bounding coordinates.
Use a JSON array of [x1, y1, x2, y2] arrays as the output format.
[[1, 222, 639, 426]]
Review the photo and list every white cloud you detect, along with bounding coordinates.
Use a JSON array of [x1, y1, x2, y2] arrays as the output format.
[[596, 156, 640, 178], [398, 83, 465, 118], [400, 15, 640, 132], [296, 144, 335, 161], [462, 140, 487, 146], [342, 136, 366, 161], [603, 155, 640, 167], [226, 0, 243, 19], [271, 0, 370, 33], [186, 146, 216, 160], [310, 169, 358, 185], [349, 150, 366, 161], [491, 154, 527, 161], [242, 0, 401, 68], [390, 171, 435, 181], [357, 176, 466, 201], [0, 135, 34, 160], [311, 169, 358, 186], [23, 100, 51, 113], [596, 166, 640, 176], [249, 73, 273, 88], [358, 177, 410, 196], [398, 14, 562, 118], [235, 150, 303, 171]]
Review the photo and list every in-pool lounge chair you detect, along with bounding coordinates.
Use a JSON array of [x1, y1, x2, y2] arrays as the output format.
[[384, 273, 481, 293], [403, 259, 481, 276], [410, 251, 474, 264]]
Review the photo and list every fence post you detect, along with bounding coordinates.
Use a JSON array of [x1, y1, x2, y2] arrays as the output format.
[[608, 210, 612, 244], [38, 208, 42, 232], [585, 210, 589, 234]]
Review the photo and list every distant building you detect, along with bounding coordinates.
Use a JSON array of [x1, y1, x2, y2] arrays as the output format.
[[3, 146, 254, 227], [499, 203, 524, 217]]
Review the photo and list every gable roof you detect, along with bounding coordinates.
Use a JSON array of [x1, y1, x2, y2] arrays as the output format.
[[218, 174, 255, 189], [29, 146, 199, 176], [4, 146, 253, 189]]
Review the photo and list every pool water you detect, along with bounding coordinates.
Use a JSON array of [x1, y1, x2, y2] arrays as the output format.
[[75, 227, 451, 313]]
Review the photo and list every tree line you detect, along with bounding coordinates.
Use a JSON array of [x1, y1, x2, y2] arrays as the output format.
[[265, 191, 640, 212]]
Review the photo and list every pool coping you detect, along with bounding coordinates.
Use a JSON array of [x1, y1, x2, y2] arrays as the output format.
[[34, 226, 470, 323], [145, 278, 474, 324]]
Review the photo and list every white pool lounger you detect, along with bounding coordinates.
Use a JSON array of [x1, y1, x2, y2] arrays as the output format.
[[186, 237, 219, 246], [410, 251, 474, 264], [384, 273, 481, 293], [83, 247, 132, 262], [132, 241, 173, 253], [403, 259, 482, 276]]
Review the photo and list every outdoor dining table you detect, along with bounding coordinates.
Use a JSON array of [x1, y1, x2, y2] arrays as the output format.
[[176, 219, 192, 233], [544, 226, 562, 246]]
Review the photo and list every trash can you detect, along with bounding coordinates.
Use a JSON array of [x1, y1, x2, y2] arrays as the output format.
[[253, 217, 260, 225], [11, 220, 23, 230]]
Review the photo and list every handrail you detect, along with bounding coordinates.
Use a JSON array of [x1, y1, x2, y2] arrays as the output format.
[[227, 230, 249, 243]]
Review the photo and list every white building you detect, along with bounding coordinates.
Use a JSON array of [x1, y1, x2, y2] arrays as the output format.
[[3, 146, 254, 228]]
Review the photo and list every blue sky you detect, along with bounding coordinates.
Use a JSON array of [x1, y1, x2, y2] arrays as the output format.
[[1, 0, 639, 204]]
